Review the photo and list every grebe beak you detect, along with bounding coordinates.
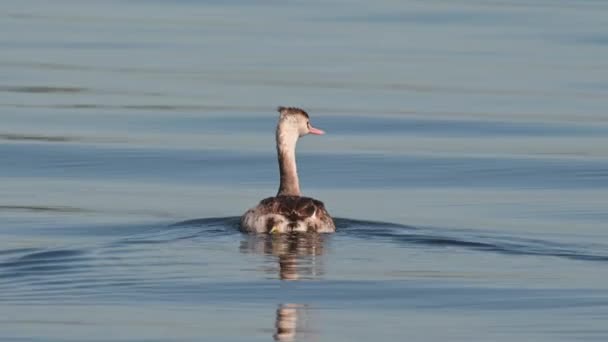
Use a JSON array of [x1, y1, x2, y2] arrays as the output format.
[[308, 126, 325, 135]]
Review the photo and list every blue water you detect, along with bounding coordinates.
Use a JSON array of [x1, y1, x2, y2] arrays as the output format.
[[2, 0, 608, 341]]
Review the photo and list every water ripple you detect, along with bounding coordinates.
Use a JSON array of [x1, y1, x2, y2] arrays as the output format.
[[171, 217, 608, 262], [340, 218, 608, 262], [0, 249, 91, 280], [0, 218, 606, 311], [0, 86, 85, 93]]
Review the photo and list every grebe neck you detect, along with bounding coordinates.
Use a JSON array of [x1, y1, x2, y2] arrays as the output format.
[[276, 126, 300, 196]]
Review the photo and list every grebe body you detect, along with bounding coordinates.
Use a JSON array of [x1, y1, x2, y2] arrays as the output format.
[[240, 107, 335, 233]]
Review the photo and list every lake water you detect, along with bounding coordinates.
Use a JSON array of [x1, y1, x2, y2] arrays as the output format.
[[2, 0, 608, 341]]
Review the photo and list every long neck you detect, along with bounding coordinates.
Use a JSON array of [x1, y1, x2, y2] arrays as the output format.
[[276, 126, 300, 196]]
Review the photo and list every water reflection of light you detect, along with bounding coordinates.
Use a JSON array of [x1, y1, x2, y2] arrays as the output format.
[[240, 233, 326, 340]]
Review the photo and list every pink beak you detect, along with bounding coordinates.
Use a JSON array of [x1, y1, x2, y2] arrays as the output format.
[[308, 126, 325, 135]]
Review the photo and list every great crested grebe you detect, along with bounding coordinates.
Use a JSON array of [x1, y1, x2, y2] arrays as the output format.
[[240, 106, 335, 233]]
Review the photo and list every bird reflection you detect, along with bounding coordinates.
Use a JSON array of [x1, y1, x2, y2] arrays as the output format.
[[273, 303, 308, 342], [240, 233, 326, 341], [239, 233, 326, 280]]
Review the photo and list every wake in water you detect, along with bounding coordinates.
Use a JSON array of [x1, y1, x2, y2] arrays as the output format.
[[1, 216, 606, 285], [0, 215, 607, 331], [173, 217, 608, 262], [0, 216, 605, 302]]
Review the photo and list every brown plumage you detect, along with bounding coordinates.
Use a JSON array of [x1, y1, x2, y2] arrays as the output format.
[[277, 106, 309, 119], [241, 196, 335, 233]]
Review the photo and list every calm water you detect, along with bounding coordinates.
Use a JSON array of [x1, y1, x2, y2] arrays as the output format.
[[2, 0, 608, 341]]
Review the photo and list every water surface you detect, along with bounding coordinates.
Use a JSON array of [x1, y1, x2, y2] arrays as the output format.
[[1, 0, 608, 341]]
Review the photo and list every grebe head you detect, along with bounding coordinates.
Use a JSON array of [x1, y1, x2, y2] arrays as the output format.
[[277, 106, 325, 137]]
